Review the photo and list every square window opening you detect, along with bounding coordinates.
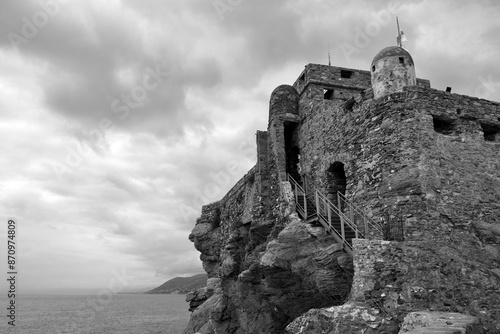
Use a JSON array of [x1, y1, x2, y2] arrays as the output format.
[[340, 70, 353, 79], [399, 57, 404, 64], [481, 123, 500, 142], [433, 116, 457, 135]]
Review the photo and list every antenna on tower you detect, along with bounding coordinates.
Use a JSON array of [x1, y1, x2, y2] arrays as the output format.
[[396, 17, 401, 47], [396, 17, 408, 50], [328, 43, 331, 66]]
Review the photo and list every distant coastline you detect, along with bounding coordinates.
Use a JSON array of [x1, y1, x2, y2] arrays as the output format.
[[146, 273, 207, 294]]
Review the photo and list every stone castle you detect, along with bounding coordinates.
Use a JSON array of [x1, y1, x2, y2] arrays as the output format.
[[185, 46, 500, 334]]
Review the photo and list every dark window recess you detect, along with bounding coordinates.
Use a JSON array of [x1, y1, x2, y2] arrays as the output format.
[[323, 89, 334, 100], [372, 65, 376, 72], [446, 87, 452, 93], [299, 73, 305, 81], [343, 97, 356, 111], [399, 57, 404, 64], [326, 162, 347, 198], [340, 70, 353, 78], [481, 123, 500, 142], [456, 108, 462, 115], [213, 208, 221, 228], [284, 122, 301, 183], [433, 116, 457, 135]]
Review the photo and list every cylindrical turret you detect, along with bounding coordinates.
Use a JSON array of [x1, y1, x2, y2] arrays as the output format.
[[371, 46, 416, 99], [269, 85, 299, 120]]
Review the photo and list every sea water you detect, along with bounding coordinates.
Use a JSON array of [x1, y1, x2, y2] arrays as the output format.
[[0, 293, 191, 334]]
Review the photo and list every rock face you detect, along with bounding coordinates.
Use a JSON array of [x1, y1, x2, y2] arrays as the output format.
[[399, 311, 482, 334], [184, 53, 500, 333], [286, 302, 400, 334]]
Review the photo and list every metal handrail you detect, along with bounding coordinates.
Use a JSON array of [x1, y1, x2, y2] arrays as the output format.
[[315, 189, 359, 233], [302, 174, 382, 236], [286, 174, 382, 255], [314, 189, 357, 253], [337, 191, 383, 235], [287, 174, 309, 219], [287, 174, 358, 254]]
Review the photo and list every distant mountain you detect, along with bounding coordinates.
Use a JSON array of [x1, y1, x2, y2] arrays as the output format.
[[147, 273, 207, 294]]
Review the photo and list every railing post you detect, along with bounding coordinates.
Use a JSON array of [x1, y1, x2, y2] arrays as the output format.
[[327, 198, 332, 228], [304, 191, 307, 219], [350, 205, 358, 238], [315, 191, 319, 217], [337, 191, 342, 212], [294, 182, 298, 205], [340, 213, 345, 242]]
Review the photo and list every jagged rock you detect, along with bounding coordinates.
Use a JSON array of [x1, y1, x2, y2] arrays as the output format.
[[398, 311, 484, 334], [184, 292, 227, 334], [186, 288, 208, 312], [286, 302, 399, 334]]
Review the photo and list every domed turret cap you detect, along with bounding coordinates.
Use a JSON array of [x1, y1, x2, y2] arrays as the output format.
[[371, 46, 414, 67], [269, 84, 299, 117]]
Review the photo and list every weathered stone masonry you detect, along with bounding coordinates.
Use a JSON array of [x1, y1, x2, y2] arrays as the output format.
[[186, 46, 500, 334]]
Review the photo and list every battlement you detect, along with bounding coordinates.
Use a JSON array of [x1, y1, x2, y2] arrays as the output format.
[[403, 85, 500, 142], [292, 63, 431, 103], [293, 64, 371, 101]]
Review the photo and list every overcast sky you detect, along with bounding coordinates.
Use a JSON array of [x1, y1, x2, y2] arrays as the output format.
[[0, 0, 499, 294]]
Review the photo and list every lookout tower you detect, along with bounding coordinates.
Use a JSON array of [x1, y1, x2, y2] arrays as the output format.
[[371, 46, 416, 99]]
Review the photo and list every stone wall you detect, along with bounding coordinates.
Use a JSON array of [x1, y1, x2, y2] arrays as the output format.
[[287, 237, 500, 333], [295, 86, 428, 238], [398, 86, 500, 253], [351, 239, 500, 331], [293, 64, 371, 96], [293, 84, 500, 244]]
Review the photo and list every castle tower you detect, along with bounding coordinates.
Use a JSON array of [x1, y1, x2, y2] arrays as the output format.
[[267, 84, 300, 183], [371, 46, 416, 99], [268, 84, 299, 120]]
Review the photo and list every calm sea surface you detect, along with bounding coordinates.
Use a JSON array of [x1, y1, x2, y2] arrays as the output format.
[[0, 293, 191, 334]]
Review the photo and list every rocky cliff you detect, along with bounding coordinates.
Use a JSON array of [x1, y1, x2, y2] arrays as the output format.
[[184, 168, 355, 333]]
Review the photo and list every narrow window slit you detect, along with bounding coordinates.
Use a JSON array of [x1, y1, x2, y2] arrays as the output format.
[[340, 70, 353, 78]]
